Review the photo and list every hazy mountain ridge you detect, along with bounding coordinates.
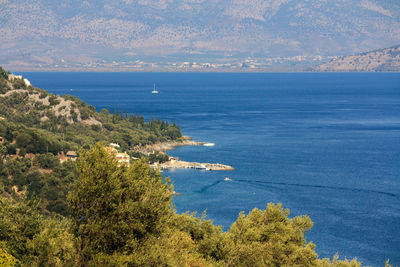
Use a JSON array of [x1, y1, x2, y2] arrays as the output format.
[[315, 45, 400, 72], [1, 0, 400, 70]]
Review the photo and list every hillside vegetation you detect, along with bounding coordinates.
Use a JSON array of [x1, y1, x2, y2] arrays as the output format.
[[0, 67, 389, 266], [0, 66, 182, 215], [315, 45, 400, 72]]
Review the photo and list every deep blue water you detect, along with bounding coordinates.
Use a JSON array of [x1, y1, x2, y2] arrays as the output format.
[[23, 72, 400, 266]]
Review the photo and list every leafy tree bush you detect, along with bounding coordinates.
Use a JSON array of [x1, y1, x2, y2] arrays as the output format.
[[33, 153, 60, 169], [0, 196, 42, 262], [5, 158, 31, 189], [25, 171, 45, 199], [149, 151, 169, 163], [15, 129, 61, 155], [79, 107, 90, 120], [11, 79, 26, 90], [0, 67, 9, 80], [0, 195, 77, 266], [0, 79, 10, 94], [6, 144, 16, 155], [27, 218, 76, 266], [317, 254, 362, 267], [0, 143, 6, 157], [227, 203, 318, 266], [68, 144, 173, 265], [48, 95, 60, 106], [0, 247, 18, 266], [39, 91, 47, 99], [91, 124, 101, 131], [70, 110, 78, 122]]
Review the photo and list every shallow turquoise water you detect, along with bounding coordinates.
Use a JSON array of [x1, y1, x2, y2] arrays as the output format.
[[24, 72, 400, 266]]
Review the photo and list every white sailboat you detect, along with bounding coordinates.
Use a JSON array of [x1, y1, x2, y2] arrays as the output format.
[[152, 83, 159, 94]]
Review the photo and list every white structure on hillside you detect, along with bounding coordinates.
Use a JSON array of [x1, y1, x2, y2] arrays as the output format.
[[23, 78, 31, 86], [109, 143, 120, 148], [8, 74, 31, 87], [105, 146, 129, 166], [116, 152, 130, 166]]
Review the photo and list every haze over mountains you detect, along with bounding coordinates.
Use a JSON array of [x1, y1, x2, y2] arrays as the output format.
[[1, 0, 400, 71]]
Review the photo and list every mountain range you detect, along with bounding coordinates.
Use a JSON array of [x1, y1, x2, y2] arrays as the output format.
[[315, 45, 400, 72], [1, 0, 400, 71]]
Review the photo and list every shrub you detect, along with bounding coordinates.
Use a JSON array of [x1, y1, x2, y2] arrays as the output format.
[[39, 91, 47, 99], [80, 108, 90, 120], [70, 110, 78, 122], [33, 153, 60, 169], [91, 124, 101, 131], [0, 67, 9, 80], [0, 79, 10, 94], [48, 95, 60, 106], [6, 144, 16, 155], [12, 79, 26, 90]]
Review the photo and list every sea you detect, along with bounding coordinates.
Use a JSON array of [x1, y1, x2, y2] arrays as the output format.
[[23, 72, 400, 266]]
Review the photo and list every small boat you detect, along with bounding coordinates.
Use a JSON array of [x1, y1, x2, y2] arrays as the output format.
[[203, 143, 215, 147], [224, 177, 231, 181], [196, 164, 207, 170], [152, 83, 159, 94]]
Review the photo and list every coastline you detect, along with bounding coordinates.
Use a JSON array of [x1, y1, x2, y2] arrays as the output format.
[[144, 136, 234, 171], [141, 136, 205, 154]]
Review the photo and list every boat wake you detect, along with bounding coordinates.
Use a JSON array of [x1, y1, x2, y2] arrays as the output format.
[[196, 178, 398, 198], [234, 179, 398, 198], [196, 180, 224, 193]]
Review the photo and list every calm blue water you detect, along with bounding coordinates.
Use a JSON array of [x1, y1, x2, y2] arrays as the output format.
[[23, 72, 400, 266]]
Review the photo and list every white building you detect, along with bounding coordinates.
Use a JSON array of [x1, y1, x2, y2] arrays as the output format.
[[8, 74, 31, 87], [23, 78, 31, 86], [109, 143, 120, 148]]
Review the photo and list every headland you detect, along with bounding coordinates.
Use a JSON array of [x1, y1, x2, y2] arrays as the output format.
[[143, 136, 234, 171]]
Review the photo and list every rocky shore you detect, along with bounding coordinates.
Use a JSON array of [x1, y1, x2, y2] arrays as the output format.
[[155, 159, 234, 171], [145, 136, 234, 171], [137, 136, 204, 154]]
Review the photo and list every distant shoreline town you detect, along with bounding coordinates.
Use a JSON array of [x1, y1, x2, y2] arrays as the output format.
[[7, 45, 400, 73], [5, 55, 333, 72]]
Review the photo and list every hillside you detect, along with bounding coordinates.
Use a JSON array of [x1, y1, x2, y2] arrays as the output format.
[[0, 66, 383, 266], [0, 66, 182, 215], [315, 45, 400, 72], [0, 69, 182, 152], [1, 0, 400, 70]]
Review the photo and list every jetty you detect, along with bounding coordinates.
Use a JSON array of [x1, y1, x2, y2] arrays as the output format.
[[141, 136, 234, 171], [154, 159, 234, 171]]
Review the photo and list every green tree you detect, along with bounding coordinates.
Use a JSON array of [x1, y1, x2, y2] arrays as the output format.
[[169, 211, 231, 265], [0, 195, 42, 263], [317, 253, 362, 267], [0, 247, 18, 267], [32, 153, 60, 169], [27, 218, 76, 267], [227, 203, 318, 266], [68, 143, 173, 265], [0, 67, 9, 80], [15, 132, 32, 149], [0, 143, 6, 157]]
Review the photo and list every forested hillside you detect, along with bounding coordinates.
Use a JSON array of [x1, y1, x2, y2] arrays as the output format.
[[0, 67, 387, 266], [0, 66, 181, 215]]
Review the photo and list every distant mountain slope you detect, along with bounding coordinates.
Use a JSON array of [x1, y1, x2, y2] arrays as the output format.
[[315, 45, 400, 72], [1, 0, 400, 70]]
